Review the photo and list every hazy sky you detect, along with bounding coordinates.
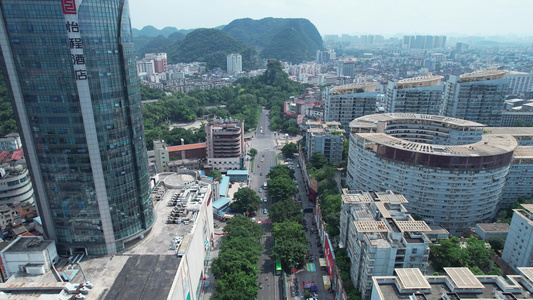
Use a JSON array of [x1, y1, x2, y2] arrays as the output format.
[[128, 0, 533, 37]]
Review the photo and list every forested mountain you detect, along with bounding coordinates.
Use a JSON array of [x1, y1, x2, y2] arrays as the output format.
[[166, 29, 259, 70], [132, 26, 193, 38], [223, 18, 324, 63]]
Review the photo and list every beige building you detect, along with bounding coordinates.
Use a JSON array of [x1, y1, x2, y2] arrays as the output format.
[[205, 118, 245, 172]]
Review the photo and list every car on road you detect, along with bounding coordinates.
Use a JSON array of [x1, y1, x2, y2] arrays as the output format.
[[259, 283, 263, 289], [260, 172, 262, 176], [263, 208, 267, 214], [259, 188, 262, 193], [263, 198, 267, 202], [261, 158, 264, 162]]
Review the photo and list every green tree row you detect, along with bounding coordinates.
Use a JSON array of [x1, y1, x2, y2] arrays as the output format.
[[212, 216, 264, 300]]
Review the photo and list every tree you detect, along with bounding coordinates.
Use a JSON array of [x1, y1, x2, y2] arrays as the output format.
[[429, 236, 465, 271], [281, 143, 297, 158], [488, 237, 505, 253], [464, 236, 492, 270], [320, 194, 342, 237], [248, 148, 258, 158], [271, 221, 308, 267], [210, 170, 222, 182], [230, 188, 262, 214], [308, 152, 328, 170], [267, 176, 297, 202], [267, 165, 293, 179], [268, 200, 303, 223]]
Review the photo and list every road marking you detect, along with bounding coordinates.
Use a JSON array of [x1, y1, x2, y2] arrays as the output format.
[[306, 263, 316, 272]]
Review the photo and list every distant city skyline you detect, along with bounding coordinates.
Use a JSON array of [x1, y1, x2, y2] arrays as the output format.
[[128, 0, 533, 37]]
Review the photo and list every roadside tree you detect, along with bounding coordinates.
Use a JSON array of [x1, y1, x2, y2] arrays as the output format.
[[230, 188, 262, 214]]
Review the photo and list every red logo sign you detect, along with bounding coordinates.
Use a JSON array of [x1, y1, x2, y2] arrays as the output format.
[[62, 0, 77, 14]]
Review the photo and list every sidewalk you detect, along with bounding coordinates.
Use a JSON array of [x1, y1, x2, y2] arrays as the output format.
[[201, 223, 225, 299]]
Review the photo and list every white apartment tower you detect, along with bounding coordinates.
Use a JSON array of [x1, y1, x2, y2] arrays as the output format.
[[226, 53, 242, 73]]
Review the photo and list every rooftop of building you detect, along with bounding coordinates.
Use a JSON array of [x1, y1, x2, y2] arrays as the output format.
[[330, 82, 376, 95], [484, 127, 533, 137], [396, 75, 443, 88], [350, 113, 485, 131], [342, 189, 409, 204], [356, 132, 517, 156], [1, 175, 216, 299], [513, 146, 533, 160], [166, 142, 206, 152], [373, 267, 533, 300], [476, 223, 510, 232], [307, 121, 345, 136], [459, 69, 508, 82], [2, 236, 53, 253], [226, 170, 249, 176]]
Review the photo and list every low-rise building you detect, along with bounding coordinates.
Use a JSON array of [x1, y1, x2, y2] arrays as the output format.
[[475, 223, 510, 241], [0, 236, 58, 278], [339, 189, 431, 299]]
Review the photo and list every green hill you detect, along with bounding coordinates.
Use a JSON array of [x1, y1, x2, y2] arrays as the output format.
[[132, 26, 193, 38], [167, 28, 258, 71], [222, 18, 323, 63]]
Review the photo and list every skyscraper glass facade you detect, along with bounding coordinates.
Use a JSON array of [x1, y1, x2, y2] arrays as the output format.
[[0, 0, 154, 255]]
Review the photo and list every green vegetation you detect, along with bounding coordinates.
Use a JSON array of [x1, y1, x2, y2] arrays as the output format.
[[167, 29, 259, 70], [307, 152, 342, 238], [281, 143, 297, 158], [334, 247, 362, 300], [268, 199, 303, 223], [429, 235, 497, 274], [0, 68, 17, 137], [141, 84, 261, 150], [270, 221, 308, 268], [230, 188, 262, 215], [212, 216, 263, 300], [488, 238, 506, 253], [223, 18, 324, 63], [497, 197, 533, 224], [266, 165, 297, 202], [248, 148, 258, 158], [209, 170, 222, 182]]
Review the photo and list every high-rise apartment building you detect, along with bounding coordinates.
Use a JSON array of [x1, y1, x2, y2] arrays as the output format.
[[384, 76, 443, 115], [347, 114, 517, 235], [226, 53, 242, 73], [339, 189, 431, 299], [325, 82, 377, 132], [144, 52, 167, 73], [205, 118, 245, 172], [402, 35, 446, 49], [442, 70, 509, 127], [506, 71, 533, 96], [0, 0, 154, 255], [502, 204, 533, 273]]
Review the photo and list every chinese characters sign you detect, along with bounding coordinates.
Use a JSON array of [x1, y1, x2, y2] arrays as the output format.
[[62, 0, 87, 81]]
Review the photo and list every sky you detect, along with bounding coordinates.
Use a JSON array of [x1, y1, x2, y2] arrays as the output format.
[[128, 0, 533, 37]]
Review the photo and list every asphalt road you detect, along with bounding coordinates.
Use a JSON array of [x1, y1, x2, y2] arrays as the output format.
[[247, 108, 284, 299]]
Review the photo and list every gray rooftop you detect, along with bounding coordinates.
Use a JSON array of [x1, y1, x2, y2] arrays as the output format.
[[3, 237, 53, 253]]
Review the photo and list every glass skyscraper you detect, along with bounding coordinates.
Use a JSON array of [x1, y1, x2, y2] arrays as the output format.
[[0, 0, 154, 255]]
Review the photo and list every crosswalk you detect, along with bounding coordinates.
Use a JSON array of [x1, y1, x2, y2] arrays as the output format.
[[306, 263, 316, 272]]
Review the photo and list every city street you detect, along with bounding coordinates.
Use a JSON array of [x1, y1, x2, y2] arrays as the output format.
[[246, 108, 330, 299]]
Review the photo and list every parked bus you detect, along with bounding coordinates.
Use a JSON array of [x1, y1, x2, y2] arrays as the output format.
[[275, 259, 282, 275]]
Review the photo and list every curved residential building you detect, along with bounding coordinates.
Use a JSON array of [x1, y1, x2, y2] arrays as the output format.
[[0, 0, 154, 255], [0, 167, 34, 206], [347, 114, 517, 235]]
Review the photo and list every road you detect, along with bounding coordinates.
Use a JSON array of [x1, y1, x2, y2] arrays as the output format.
[[246, 108, 283, 299]]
